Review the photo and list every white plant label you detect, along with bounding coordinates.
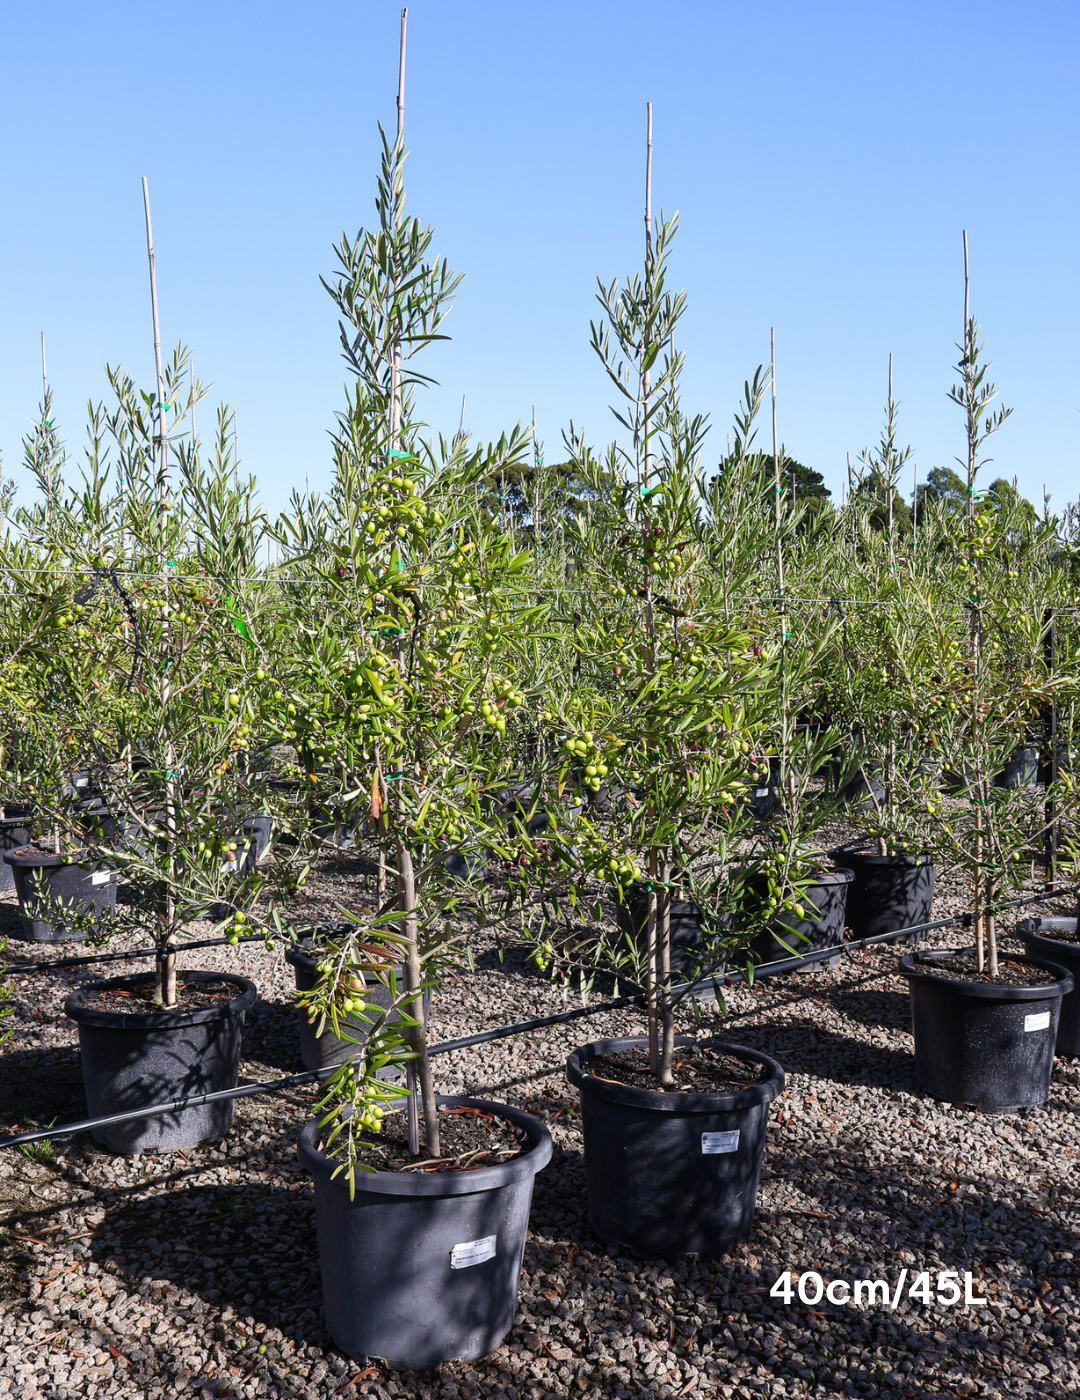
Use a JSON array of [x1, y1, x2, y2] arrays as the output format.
[[1024, 1010, 1051, 1032], [451, 1235, 497, 1269], [755, 788, 770, 798], [91, 871, 113, 886], [221, 859, 238, 873], [702, 1130, 740, 1155], [74, 777, 89, 788]]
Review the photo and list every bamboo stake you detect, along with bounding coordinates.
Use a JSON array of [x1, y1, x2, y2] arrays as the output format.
[[641, 102, 660, 1077], [142, 176, 177, 1006], [887, 353, 894, 553]]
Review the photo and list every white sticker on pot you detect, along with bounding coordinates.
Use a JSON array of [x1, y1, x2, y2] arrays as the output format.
[[91, 870, 114, 886], [221, 859, 238, 873], [74, 777, 89, 788], [702, 1130, 740, 1155], [451, 1234, 497, 1269], [1024, 1011, 1052, 1032], [755, 788, 770, 798]]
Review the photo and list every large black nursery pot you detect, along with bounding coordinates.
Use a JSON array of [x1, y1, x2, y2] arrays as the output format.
[[566, 1035, 784, 1259], [1015, 918, 1080, 1056], [614, 883, 708, 978], [993, 744, 1039, 791], [3, 845, 117, 942], [0, 809, 33, 893], [842, 850, 935, 942], [65, 970, 256, 1153], [899, 949, 1072, 1112], [287, 942, 429, 1073], [298, 1097, 552, 1370], [747, 867, 854, 969]]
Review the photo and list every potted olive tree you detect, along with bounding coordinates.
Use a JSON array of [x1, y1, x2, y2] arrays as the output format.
[[556, 148, 784, 1260], [899, 273, 1076, 1111], [7, 358, 304, 1151], [288, 60, 551, 1371]]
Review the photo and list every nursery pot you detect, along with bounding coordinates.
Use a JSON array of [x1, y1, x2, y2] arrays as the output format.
[[3, 845, 117, 942], [287, 942, 430, 1073], [614, 883, 709, 978], [899, 949, 1072, 1112], [842, 851, 935, 942], [64, 970, 256, 1153], [566, 1035, 784, 1259], [993, 744, 1039, 791], [297, 1097, 552, 1370], [0, 810, 33, 893], [1015, 918, 1080, 1056], [747, 867, 854, 968]]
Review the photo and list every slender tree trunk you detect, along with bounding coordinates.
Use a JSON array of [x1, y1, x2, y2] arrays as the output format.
[[397, 835, 439, 1156]]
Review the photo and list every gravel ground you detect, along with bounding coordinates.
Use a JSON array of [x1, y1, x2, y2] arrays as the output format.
[[0, 842, 1077, 1400]]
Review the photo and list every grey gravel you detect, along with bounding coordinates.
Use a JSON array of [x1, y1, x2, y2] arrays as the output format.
[[0, 842, 1077, 1399]]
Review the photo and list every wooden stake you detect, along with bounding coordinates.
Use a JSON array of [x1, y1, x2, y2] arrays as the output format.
[[142, 176, 177, 1006]]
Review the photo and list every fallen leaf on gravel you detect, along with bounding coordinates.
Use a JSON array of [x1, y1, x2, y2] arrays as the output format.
[[338, 1368, 379, 1390]]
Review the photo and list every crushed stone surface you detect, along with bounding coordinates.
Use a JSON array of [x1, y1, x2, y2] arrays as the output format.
[[0, 844, 1077, 1399]]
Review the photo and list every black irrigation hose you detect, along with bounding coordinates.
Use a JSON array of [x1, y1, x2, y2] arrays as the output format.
[[0, 881, 1075, 1152], [4, 931, 269, 977]]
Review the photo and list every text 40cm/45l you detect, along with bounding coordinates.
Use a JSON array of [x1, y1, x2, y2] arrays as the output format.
[[771, 1270, 988, 1309]]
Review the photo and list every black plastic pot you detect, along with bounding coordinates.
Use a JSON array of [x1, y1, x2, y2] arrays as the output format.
[[837, 765, 886, 810], [0, 810, 33, 893], [899, 949, 1073, 1112], [298, 1098, 552, 1370], [1015, 919, 1080, 1056], [747, 867, 854, 968], [3, 845, 117, 942], [566, 1035, 784, 1258], [64, 970, 256, 1153], [842, 851, 935, 941], [993, 744, 1039, 791], [614, 884, 709, 978], [745, 758, 779, 823], [287, 943, 429, 1073]]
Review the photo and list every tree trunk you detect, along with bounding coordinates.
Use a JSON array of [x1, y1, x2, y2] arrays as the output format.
[[397, 836, 440, 1157]]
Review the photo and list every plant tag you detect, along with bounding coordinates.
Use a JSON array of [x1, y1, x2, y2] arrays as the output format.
[[1024, 1010, 1051, 1032], [221, 859, 238, 873], [755, 788, 770, 798], [74, 777, 89, 788], [91, 870, 113, 886], [701, 1130, 740, 1155], [450, 1235, 497, 1269]]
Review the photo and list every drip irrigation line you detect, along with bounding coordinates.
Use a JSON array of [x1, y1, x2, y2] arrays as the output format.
[[4, 930, 270, 977], [0, 882, 1074, 1152]]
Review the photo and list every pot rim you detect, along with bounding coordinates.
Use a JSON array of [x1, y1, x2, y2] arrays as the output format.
[[298, 1096, 553, 1197], [566, 1034, 785, 1113], [839, 850, 934, 868], [1015, 918, 1079, 954], [898, 948, 1074, 1000], [747, 865, 855, 887], [65, 969, 256, 1030], [3, 845, 110, 871]]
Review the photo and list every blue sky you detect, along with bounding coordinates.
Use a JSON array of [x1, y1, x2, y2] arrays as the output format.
[[2, 1, 1078, 517]]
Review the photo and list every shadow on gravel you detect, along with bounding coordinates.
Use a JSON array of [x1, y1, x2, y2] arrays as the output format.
[[731, 1015, 917, 1092], [0, 1045, 86, 1133], [96, 1179, 331, 1338], [241, 998, 302, 1074], [826, 986, 912, 1032]]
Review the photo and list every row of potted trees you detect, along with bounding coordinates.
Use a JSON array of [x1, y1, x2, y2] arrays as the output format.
[[2, 65, 1080, 1375]]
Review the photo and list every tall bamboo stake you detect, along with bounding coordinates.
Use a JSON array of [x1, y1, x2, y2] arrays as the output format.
[[640, 101, 662, 1076], [142, 176, 177, 1005]]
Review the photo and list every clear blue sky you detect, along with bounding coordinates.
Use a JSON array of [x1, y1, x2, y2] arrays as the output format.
[[2, 1, 1078, 518]]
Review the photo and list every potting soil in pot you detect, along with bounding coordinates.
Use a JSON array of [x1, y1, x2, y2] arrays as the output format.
[[587, 1044, 770, 1094], [324, 1103, 530, 1173], [925, 957, 1059, 986]]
